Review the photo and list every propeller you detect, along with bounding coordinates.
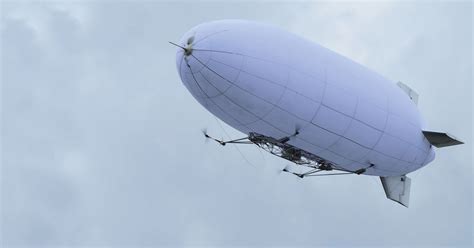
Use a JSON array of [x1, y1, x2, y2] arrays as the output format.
[[293, 124, 301, 136], [279, 164, 304, 178], [202, 128, 210, 144], [187, 36, 195, 45], [201, 128, 226, 146], [278, 164, 291, 175]]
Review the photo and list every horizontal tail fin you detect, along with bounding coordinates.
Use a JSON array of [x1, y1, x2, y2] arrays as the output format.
[[422, 131, 464, 148]]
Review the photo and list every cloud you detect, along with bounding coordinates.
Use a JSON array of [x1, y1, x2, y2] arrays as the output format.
[[1, 1, 472, 247]]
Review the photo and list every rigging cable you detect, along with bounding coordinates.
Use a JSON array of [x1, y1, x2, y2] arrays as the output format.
[[213, 116, 256, 168]]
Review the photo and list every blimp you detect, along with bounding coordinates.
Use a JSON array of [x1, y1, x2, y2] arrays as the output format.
[[172, 20, 463, 207]]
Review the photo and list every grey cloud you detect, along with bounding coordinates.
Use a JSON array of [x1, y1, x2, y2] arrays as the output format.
[[1, 2, 472, 247]]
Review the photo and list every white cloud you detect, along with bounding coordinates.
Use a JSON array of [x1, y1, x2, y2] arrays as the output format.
[[1, 1, 472, 246]]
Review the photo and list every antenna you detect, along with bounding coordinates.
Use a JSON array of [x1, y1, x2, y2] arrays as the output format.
[[169, 41, 193, 56], [168, 41, 186, 50]]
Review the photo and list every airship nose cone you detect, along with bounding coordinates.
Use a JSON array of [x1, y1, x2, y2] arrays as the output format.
[[175, 25, 214, 74], [175, 24, 229, 104], [174, 20, 302, 136]]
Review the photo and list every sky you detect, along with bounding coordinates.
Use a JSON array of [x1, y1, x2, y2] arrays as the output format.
[[1, 1, 473, 247]]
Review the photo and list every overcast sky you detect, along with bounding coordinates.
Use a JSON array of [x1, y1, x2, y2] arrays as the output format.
[[1, 1, 472, 247]]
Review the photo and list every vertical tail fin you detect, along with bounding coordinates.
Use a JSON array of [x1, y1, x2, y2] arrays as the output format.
[[397, 81, 419, 105], [380, 175, 411, 207]]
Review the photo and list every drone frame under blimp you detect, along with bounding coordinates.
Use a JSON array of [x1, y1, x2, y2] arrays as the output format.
[[202, 130, 375, 178], [172, 20, 463, 207]]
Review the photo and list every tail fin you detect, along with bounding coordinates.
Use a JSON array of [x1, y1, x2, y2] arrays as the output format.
[[381, 175, 411, 207], [422, 131, 464, 148], [397, 81, 419, 105]]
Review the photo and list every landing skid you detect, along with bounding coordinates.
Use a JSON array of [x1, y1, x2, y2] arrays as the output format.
[[204, 131, 374, 178]]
